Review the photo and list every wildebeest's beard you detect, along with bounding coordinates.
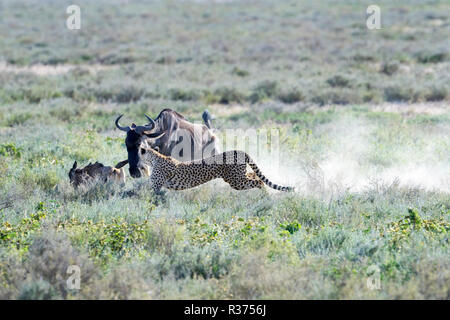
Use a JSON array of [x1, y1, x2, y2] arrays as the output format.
[[125, 131, 144, 178]]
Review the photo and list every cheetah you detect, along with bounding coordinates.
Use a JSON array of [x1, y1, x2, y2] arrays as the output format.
[[68, 161, 127, 188], [140, 146, 293, 193]]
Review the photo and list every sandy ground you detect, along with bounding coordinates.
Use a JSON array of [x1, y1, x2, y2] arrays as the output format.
[[315, 101, 449, 115], [370, 102, 449, 115], [209, 101, 450, 117], [0, 62, 117, 76]]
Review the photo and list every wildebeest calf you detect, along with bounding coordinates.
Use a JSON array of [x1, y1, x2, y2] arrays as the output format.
[[68, 161, 128, 188]]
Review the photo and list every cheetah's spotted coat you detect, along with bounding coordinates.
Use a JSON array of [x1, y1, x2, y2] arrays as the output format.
[[142, 148, 293, 193]]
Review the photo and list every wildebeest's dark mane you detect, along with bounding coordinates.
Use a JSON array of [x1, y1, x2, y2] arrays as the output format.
[[154, 108, 186, 121]]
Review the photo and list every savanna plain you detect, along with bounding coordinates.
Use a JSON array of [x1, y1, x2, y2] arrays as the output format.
[[0, 0, 449, 299]]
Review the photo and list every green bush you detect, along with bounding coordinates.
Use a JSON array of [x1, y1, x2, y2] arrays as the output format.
[[202, 91, 221, 104], [248, 91, 265, 104], [231, 67, 250, 77], [0, 204, 47, 251], [280, 220, 301, 235], [253, 80, 279, 97], [248, 81, 280, 104], [21, 87, 63, 103], [26, 230, 96, 299], [278, 88, 304, 104], [384, 208, 449, 248], [312, 89, 361, 105], [352, 54, 376, 62], [151, 244, 236, 280], [99, 53, 136, 65], [214, 87, 245, 104], [18, 169, 60, 193], [60, 217, 154, 260], [326, 75, 352, 88], [384, 86, 421, 102], [0, 143, 22, 158], [380, 62, 399, 76], [416, 51, 448, 64], [168, 88, 201, 101], [114, 85, 145, 103], [5, 113, 33, 127], [36, 171, 60, 192], [18, 280, 60, 300], [425, 87, 447, 102]]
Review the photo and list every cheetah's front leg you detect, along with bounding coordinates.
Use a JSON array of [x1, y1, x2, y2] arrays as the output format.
[[149, 170, 168, 195]]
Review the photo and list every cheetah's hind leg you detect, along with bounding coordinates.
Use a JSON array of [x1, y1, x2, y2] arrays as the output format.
[[226, 171, 264, 190], [246, 172, 264, 189]]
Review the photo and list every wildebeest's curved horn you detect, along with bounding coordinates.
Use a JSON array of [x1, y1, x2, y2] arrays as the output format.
[[144, 131, 166, 139], [115, 115, 131, 132], [144, 114, 155, 129], [134, 114, 156, 134]]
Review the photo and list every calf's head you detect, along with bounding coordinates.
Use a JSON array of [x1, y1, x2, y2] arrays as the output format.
[[115, 114, 164, 178], [68, 161, 90, 188]]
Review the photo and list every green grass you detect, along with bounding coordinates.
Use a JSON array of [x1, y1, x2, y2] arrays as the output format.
[[0, 0, 449, 300]]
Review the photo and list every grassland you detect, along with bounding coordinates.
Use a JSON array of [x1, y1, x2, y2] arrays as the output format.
[[0, 0, 449, 299]]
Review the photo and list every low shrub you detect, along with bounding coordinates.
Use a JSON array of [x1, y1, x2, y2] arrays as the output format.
[[214, 87, 245, 104], [231, 67, 250, 77], [26, 230, 97, 299], [384, 86, 421, 102], [312, 89, 361, 106], [277, 88, 304, 104], [416, 51, 448, 64], [167, 88, 201, 101], [18, 279, 60, 300], [326, 75, 352, 88], [5, 113, 33, 127], [248, 80, 279, 104], [380, 62, 399, 76], [0, 143, 22, 158], [253, 80, 279, 97], [114, 85, 145, 103], [0, 205, 47, 252], [150, 244, 236, 280], [425, 87, 448, 102]]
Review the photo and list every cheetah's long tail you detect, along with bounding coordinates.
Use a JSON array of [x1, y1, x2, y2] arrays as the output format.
[[244, 153, 293, 192]]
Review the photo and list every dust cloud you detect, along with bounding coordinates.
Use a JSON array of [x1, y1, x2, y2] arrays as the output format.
[[251, 114, 449, 196]]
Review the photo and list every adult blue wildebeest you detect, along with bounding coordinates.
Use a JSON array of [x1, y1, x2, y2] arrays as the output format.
[[115, 109, 220, 178]]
